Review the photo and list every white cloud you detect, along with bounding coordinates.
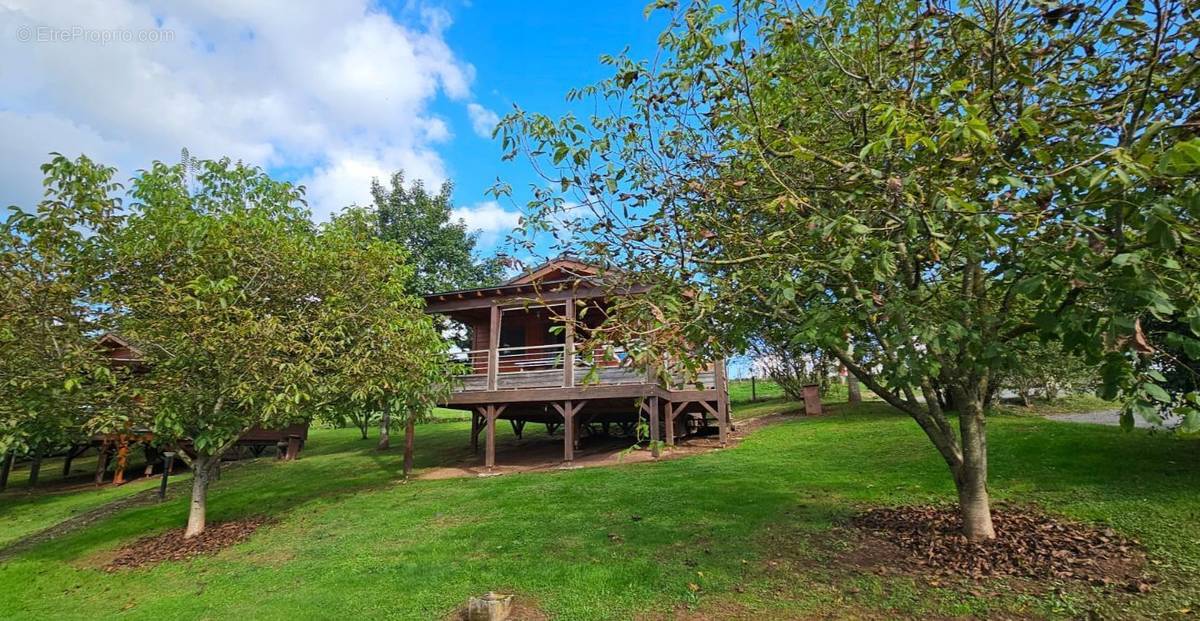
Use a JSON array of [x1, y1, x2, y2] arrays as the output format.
[[466, 102, 499, 139], [0, 0, 476, 219], [451, 200, 520, 247]]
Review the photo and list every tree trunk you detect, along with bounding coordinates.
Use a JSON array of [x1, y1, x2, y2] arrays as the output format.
[[955, 398, 995, 541], [0, 451, 14, 492], [1044, 382, 1059, 403], [832, 348, 997, 542], [357, 414, 369, 440], [403, 415, 415, 479], [94, 443, 110, 485], [847, 374, 862, 405], [184, 455, 214, 539], [28, 453, 42, 487], [378, 405, 391, 450]]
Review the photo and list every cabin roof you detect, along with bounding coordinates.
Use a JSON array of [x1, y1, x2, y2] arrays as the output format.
[[422, 258, 643, 315], [503, 258, 600, 285], [97, 332, 144, 355], [423, 258, 606, 303]]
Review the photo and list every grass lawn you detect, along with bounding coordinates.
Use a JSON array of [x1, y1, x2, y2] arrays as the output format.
[[1, 399, 1197, 620]]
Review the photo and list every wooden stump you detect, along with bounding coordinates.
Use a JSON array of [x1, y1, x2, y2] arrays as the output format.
[[467, 592, 513, 621]]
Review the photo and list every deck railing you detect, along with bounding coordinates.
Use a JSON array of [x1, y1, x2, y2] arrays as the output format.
[[445, 344, 659, 391], [498, 343, 566, 372]]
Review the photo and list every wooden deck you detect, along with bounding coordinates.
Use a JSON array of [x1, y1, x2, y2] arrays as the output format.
[[424, 258, 730, 471], [439, 344, 729, 471]]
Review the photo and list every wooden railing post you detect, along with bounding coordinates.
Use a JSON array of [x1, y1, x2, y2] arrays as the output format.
[[488, 303, 500, 391], [563, 297, 575, 387]]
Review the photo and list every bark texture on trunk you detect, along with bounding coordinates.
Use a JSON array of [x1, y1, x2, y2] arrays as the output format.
[[184, 456, 214, 539], [378, 406, 391, 450], [954, 395, 996, 541], [847, 375, 862, 405], [403, 415, 415, 478]]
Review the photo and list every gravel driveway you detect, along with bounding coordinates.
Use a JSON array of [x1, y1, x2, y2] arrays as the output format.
[[1046, 409, 1179, 430]]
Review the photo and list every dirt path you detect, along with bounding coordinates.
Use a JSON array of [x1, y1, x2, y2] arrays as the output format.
[[0, 483, 185, 562], [418, 412, 792, 480]]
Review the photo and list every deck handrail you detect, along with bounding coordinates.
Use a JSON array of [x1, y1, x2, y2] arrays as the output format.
[[445, 344, 634, 378]]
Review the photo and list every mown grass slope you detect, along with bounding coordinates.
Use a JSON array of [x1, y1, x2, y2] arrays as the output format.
[[1, 398, 1197, 620]]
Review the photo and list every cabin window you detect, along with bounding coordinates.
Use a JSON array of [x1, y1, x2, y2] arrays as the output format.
[[500, 324, 526, 349]]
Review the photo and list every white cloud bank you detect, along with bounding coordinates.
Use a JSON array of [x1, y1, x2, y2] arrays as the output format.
[[466, 102, 500, 139], [451, 200, 520, 246], [0, 0, 491, 222]]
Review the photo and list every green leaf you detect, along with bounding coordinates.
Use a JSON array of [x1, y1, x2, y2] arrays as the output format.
[[1177, 408, 1200, 434], [1142, 382, 1172, 403]]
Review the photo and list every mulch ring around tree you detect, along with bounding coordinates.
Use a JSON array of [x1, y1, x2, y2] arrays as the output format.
[[104, 516, 272, 571], [845, 504, 1152, 592]]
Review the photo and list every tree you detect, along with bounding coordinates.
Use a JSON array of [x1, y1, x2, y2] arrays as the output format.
[[495, 0, 1200, 540], [0, 154, 123, 481], [105, 158, 446, 536], [319, 406, 376, 441], [749, 331, 834, 402], [315, 206, 453, 477], [371, 172, 505, 296], [995, 339, 1098, 406], [368, 172, 504, 449]]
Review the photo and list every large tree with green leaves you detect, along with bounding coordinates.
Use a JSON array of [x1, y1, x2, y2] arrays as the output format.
[[106, 158, 447, 537], [371, 172, 505, 296], [314, 206, 453, 477], [368, 172, 504, 448], [0, 155, 124, 483], [495, 0, 1200, 540]]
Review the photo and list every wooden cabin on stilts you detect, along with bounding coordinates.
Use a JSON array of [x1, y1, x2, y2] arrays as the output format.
[[424, 259, 730, 471]]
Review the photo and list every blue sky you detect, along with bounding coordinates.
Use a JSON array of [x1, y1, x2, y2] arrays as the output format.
[[0, 0, 761, 375], [0, 0, 669, 259], [436, 0, 666, 221]]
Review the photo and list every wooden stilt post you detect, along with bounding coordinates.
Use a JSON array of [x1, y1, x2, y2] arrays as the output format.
[[286, 435, 302, 460], [94, 441, 110, 485], [0, 451, 13, 492], [143, 445, 159, 477], [471, 408, 482, 454], [664, 402, 677, 446], [484, 404, 497, 471], [646, 397, 661, 459], [112, 437, 129, 486], [561, 401, 574, 464], [62, 445, 76, 478], [28, 453, 42, 487], [554, 400, 586, 466], [716, 360, 730, 446]]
